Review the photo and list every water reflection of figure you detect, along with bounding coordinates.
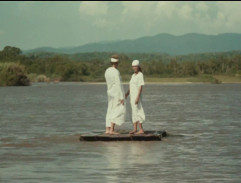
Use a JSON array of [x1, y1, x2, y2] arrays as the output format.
[[102, 142, 154, 183]]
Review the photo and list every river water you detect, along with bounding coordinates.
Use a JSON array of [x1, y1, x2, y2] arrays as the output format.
[[0, 82, 241, 182]]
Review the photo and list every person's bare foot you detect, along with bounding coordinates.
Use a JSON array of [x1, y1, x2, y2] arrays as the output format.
[[129, 130, 137, 134], [105, 127, 110, 134], [109, 131, 119, 135], [135, 130, 144, 134]]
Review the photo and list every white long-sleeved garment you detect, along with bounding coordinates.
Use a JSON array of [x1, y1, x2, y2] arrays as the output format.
[[104, 67, 126, 127], [129, 72, 145, 123]]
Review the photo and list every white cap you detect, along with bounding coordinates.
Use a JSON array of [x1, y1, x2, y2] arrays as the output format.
[[111, 57, 119, 63], [132, 60, 140, 66]]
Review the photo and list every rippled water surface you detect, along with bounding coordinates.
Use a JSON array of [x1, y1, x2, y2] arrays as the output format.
[[0, 83, 241, 182]]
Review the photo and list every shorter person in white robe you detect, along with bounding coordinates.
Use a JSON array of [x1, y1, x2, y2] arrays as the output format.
[[104, 55, 126, 134], [125, 60, 145, 134]]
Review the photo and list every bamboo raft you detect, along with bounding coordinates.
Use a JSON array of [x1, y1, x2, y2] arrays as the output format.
[[79, 130, 167, 141]]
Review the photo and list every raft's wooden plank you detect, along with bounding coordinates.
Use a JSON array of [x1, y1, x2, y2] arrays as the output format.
[[131, 134, 161, 141], [79, 130, 167, 141], [96, 135, 131, 141]]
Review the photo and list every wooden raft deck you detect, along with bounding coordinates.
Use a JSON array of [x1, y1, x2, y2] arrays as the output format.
[[79, 130, 167, 141]]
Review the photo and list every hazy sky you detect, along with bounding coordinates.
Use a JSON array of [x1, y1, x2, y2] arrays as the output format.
[[1, 1, 241, 50]]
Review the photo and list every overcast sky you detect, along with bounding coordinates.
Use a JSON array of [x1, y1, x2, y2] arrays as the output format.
[[1, 1, 241, 50]]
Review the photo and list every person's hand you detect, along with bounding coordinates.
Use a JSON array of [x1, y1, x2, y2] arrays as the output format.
[[135, 97, 140, 105], [119, 99, 124, 105], [125, 93, 128, 99]]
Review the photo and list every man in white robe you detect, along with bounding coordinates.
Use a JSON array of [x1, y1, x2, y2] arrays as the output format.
[[104, 55, 126, 134]]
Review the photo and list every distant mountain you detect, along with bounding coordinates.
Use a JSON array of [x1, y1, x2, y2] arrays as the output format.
[[24, 33, 241, 55]]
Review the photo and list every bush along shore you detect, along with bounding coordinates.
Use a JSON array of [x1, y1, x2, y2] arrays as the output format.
[[0, 46, 241, 86], [0, 62, 30, 86]]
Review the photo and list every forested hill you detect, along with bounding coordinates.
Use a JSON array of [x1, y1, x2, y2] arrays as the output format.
[[24, 33, 241, 55]]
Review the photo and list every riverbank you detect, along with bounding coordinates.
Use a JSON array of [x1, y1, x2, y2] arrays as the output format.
[[39, 74, 238, 83], [1, 73, 240, 86], [80, 74, 240, 84], [143, 75, 241, 84], [31, 75, 241, 85]]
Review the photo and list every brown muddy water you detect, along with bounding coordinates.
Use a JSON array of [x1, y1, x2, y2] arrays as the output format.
[[0, 82, 241, 182]]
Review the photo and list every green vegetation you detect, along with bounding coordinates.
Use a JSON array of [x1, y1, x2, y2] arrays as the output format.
[[0, 62, 30, 86], [0, 46, 241, 86]]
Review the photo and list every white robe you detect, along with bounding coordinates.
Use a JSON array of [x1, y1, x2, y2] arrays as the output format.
[[129, 72, 145, 123], [104, 67, 126, 127]]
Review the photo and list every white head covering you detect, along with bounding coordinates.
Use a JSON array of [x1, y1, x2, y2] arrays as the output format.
[[132, 60, 140, 66], [111, 57, 119, 63]]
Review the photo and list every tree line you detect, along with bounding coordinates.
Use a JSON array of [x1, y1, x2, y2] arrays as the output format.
[[0, 46, 241, 85]]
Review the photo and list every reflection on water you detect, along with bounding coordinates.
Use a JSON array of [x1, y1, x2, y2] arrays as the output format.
[[0, 82, 241, 182]]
